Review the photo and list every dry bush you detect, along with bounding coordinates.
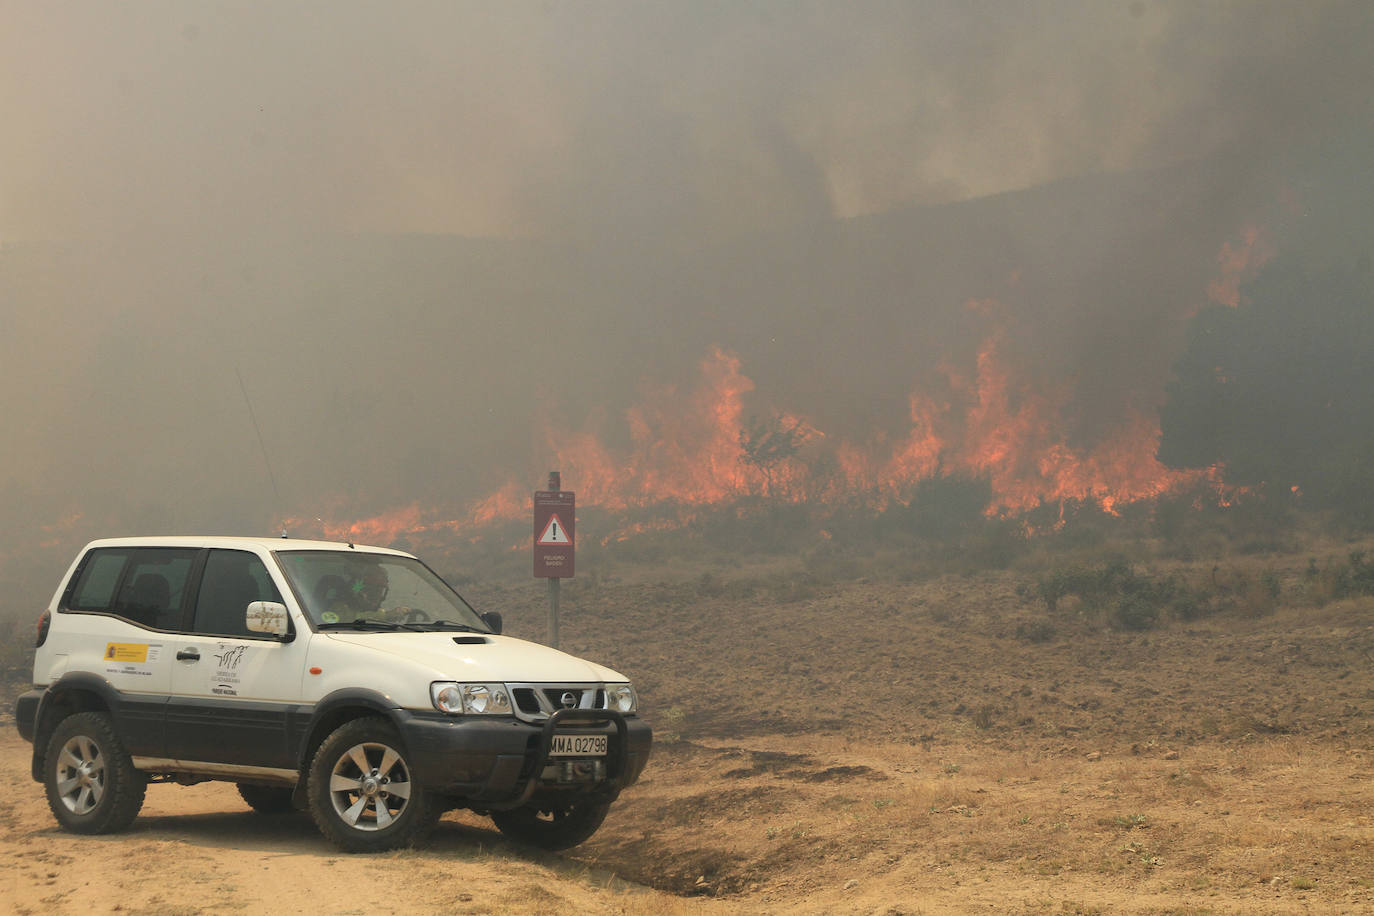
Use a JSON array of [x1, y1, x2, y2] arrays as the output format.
[[0, 612, 34, 687], [1306, 549, 1374, 605], [1033, 556, 1200, 630]]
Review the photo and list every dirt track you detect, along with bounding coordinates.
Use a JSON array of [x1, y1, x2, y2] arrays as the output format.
[[0, 726, 692, 915], [5, 568, 1374, 914]]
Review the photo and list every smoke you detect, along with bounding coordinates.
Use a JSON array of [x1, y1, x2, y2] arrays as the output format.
[[1, 1, 1371, 581], [4, 2, 1369, 241]]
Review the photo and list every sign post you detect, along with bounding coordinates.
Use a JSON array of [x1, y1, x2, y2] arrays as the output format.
[[534, 471, 574, 648]]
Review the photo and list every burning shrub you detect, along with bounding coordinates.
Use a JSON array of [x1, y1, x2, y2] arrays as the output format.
[[738, 414, 807, 498], [883, 475, 993, 541]]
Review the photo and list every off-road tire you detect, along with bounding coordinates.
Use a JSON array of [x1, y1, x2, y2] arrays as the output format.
[[491, 795, 613, 850], [307, 717, 439, 853], [237, 783, 297, 814], [43, 712, 147, 834]]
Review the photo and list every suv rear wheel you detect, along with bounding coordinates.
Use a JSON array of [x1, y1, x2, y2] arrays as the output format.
[[43, 712, 147, 834], [306, 717, 439, 852], [237, 783, 297, 814]]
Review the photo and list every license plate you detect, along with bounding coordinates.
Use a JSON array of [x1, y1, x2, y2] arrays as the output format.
[[550, 733, 607, 757]]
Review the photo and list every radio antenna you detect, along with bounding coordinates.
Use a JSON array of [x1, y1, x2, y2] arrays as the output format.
[[235, 364, 285, 533]]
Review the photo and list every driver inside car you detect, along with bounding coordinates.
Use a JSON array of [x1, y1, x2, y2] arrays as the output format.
[[315, 564, 390, 623]]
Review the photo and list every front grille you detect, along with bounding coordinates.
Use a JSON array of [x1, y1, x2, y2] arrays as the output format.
[[506, 683, 608, 723], [513, 688, 542, 716]]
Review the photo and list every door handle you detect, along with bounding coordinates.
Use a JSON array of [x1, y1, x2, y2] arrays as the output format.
[[176, 648, 200, 661]]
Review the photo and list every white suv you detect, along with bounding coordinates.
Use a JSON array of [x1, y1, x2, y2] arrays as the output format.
[[14, 537, 651, 852]]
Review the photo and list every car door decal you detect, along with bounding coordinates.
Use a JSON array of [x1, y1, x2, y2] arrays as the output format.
[[211, 643, 252, 695], [103, 642, 164, 678]]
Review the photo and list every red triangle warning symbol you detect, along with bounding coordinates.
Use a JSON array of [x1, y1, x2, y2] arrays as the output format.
[[537, 513, 572, 545]]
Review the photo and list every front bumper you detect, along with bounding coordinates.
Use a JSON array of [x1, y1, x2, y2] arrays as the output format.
[[397, 707, 652, 805]]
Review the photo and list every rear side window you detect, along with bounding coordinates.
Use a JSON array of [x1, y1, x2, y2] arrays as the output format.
[[68, 550, 128, 611], [113, 549, 195, 630], [66, 547, 196, 630], [192, 550, 283, 638]]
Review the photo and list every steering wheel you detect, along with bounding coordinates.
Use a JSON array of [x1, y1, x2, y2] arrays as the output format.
[[394, 606, 431, 624]]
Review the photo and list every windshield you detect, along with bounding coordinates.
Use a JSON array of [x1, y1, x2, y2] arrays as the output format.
[[274, 550, 487, 632]]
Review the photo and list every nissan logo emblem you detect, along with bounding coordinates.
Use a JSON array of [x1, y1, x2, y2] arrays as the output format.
[[560, 691, 578, 709]]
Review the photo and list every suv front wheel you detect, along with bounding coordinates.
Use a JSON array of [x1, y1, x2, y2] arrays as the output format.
[[491, 794, 613, 850], [43, 711, 147, 834], [306, 717, 439, 852]]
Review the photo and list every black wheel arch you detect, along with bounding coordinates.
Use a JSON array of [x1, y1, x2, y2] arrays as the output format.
[[30, 674, 121, 782], [296, 688, 411, 778]]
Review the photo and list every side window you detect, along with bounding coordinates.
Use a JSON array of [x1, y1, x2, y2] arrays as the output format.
[[192, 550, 283, 638], [67, 550, 129, 611], [110, 548, 196, 630]]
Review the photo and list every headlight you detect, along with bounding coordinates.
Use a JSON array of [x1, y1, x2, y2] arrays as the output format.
[[606, 683, 637, 713], [431, 682, 512, 715]]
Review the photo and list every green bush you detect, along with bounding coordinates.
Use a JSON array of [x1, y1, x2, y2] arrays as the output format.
[[1015, 619, 1057, 643], [1310, 550, 1374, 604], [1113, 594, 1158, 631], [1036, 557, 1196, 630], [1036, 556, 1134, 612]]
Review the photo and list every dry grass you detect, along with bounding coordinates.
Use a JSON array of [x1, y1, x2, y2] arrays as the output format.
[[5, 535, 1374, 913], [538, 550, 1374, 912], [577, 734, 1374, 912]]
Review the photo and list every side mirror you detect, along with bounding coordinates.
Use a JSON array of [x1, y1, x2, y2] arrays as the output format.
[[246, 601, 290, 638], [480, 611, 503, 635]]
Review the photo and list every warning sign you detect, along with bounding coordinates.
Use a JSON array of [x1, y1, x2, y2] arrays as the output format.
[[534, 490, 575, 578], [538, 513, 572, 545]]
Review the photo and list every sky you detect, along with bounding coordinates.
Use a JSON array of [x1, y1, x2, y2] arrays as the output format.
[[1, 1, 1371, 581]]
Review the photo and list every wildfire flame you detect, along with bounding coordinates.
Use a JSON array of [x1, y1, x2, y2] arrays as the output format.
[[315, 321, 1210, 547], [308, 228, 1268, 547]]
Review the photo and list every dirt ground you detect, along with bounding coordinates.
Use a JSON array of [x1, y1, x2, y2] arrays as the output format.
[[4, 564, 1374, 914]]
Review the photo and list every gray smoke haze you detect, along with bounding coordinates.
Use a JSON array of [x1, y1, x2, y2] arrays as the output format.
[[5, 2, 1367, 239], [1, 1, 1372, 590]]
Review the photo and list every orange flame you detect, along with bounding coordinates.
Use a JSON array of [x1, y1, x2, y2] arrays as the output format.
[[541, 345, 771, 509], [310, 228, 1266, 543], [282, 503, 468, 548], [456, 315, 1208, 526], [39, 512, 86, 550]]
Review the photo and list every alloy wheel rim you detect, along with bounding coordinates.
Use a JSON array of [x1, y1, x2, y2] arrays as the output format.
[[327, 741, 412, 831], [55, 735, 106, 815]]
